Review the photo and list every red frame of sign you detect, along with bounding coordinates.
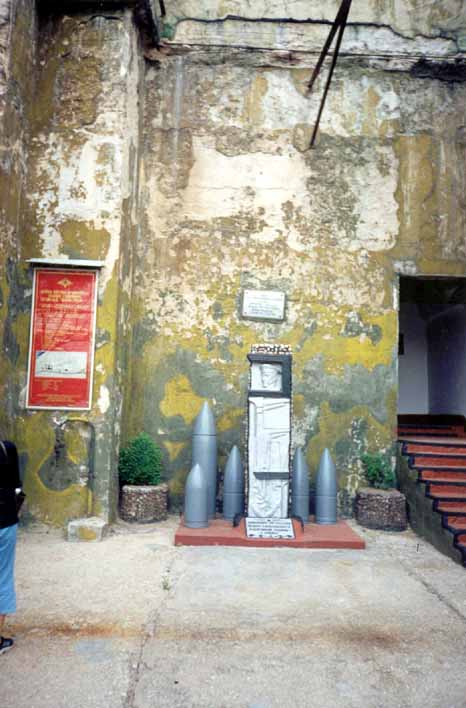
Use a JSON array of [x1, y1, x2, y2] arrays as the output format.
[[26, 269, 98, 409]]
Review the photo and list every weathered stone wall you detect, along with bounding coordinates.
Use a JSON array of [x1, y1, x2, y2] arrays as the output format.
[[13, 7, 143, 524], [1, 1, 465, 522], [162, 1, 466, 42], [0, 0, 36, 439], [0, 0, 11, 116], [127, 2, 466, 511]]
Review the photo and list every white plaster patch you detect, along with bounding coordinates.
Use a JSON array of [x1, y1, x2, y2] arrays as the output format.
[[18, 384, 27, 409], [393, 283, 399, 312], [258, 72, 308, 130], [376, 87, 400, 123], [140, 281, 219, 334], [97, 385, 110, 414], [317, 75, 401, 139], [350, 147, 399, 252], [33, 133, 125, 290], [39, 227, 63, 258], [57, 138, 123, 221], [394, 260, 418, 276], [181, 136, 310, 243]]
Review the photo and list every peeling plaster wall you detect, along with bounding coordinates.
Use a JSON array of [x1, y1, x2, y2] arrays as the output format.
[[171, 17, 461, 58], [162, 1, 466, 44], [0, 0, 36, 440], [12, 8, 143, 524], [129, 3, 466, 513], [1, 1, 466, 523]]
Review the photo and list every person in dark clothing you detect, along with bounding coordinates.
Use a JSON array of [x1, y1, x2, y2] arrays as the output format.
[[0, 440, 22, 655]]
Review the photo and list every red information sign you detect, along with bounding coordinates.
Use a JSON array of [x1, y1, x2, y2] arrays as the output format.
[[27, 269, 98, 409]]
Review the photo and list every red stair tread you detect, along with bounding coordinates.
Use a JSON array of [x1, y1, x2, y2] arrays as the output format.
[[456, 533, 466, 545], [444, 514, 466, 529], [398, 435, 466, 445], [405, 445, 466, 456], [429, 487, 466, 499], [413, 457, 466, 468], [398, 429, 461, 437], [420, 471, 466, 482], [446, 518, 466, 530], [437, 502, 466, 513], [429, 483, 466, 493]]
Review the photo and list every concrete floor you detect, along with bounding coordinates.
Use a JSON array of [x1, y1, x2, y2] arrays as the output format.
[[2, 517, 466, 708]]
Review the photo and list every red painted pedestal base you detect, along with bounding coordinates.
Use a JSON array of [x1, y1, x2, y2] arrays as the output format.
[[175, 517, 365, 549]]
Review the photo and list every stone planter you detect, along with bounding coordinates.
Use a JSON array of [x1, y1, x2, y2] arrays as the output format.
[[355, 487, 407, 531], [119, 483, 168, 523]]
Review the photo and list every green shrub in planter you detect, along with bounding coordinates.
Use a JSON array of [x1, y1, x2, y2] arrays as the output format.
[[361, 452, 396, 490], [118, 433, 163, 486]]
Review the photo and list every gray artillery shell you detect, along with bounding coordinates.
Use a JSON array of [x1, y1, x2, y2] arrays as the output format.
[[315, 448, 337, 524], [291, 447, 310, 522], [192, 402, 218, 518], [223, 445, 244, 520], [184, 463, 208, 528]]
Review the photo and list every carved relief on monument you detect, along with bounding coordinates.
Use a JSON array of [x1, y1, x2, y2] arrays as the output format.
[[246, 346, 292, 520], [250, 362, 283, 393], [248, 396, 291, 518], [248, 474, 289, 518], [248, 397, 290, 476]]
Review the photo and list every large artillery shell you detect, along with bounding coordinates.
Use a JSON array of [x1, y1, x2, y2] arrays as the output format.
[[315, 448, 337, 525], [192, 402, 218, 519], [184, 463, 208, 528], [291, 446, 310, 523], [223, 445, 244, 521]]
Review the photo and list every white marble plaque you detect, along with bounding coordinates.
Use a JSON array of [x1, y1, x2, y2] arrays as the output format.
[[246, 517, 295, 539], [242, 289, 286, 321]]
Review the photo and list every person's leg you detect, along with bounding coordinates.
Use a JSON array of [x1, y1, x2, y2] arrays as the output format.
[[0, 525, 16, 653]]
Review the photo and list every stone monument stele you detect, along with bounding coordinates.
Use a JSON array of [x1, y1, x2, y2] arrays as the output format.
[[247, 345, 292, 519]]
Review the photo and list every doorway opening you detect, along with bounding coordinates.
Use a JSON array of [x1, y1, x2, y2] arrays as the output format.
[[398, 276, 466, 434]]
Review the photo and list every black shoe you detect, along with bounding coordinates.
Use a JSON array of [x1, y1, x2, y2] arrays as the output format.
[[0, 637, 14, 654]]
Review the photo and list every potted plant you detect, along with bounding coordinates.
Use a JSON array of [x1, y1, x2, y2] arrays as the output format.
[[119, 433, 168, 522], [355, 452, 407, 531]]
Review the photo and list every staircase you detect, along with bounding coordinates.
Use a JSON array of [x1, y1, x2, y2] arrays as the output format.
[[398, 421, 466, 567], [398, 414, 466, 439]]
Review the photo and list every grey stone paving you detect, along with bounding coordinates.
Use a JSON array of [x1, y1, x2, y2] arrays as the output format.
[[2, 519, 466, 708]]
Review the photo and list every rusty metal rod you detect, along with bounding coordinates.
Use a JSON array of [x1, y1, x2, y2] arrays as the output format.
[[307, 0, 352, 92], [308, 0, 353, 148]]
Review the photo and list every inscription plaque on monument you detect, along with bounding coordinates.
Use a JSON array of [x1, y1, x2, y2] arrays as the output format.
[[242, 289, 286, 322], [246, 517, 295, 539]]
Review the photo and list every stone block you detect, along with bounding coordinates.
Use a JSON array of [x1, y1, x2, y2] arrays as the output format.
[[119, 483, 168, 523], [355, 488, 408, 531], [67, 516, 109, 542]]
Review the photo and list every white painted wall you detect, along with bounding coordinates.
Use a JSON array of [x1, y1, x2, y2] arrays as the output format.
[[398, 303, 428, 414], [428, 305, 466, 416]]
